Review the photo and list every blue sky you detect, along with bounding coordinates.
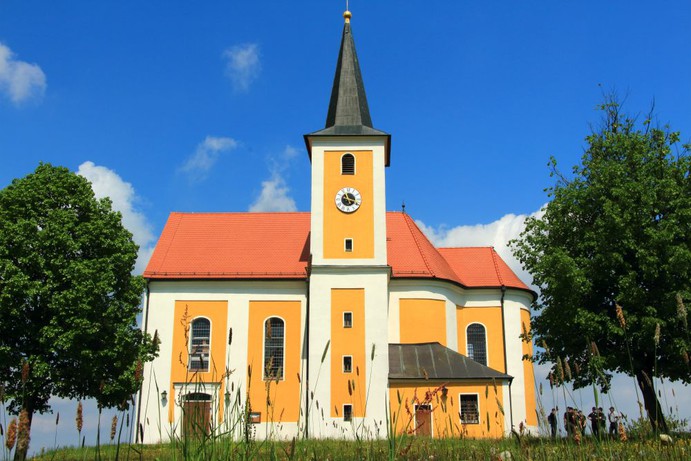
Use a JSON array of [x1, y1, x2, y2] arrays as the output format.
[[1, 0, 690, 453]]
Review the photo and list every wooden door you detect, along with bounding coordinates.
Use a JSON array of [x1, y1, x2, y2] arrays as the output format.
[[183, 395, 211, 438], [415, 404, 432, 437]]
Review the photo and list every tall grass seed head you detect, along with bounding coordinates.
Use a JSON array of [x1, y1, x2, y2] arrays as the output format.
[[676, 293, 687, 327], [134, 360, 143, 383], [76, 401, 83, 433], [110, 415, 118, 441], [21, 360, 29, 384], [564, 359, 572, 381], [17, 410, 30, 453], [5, 418, 17, 451], [590, 341, 600, 357], [654, 323, 661, 347], [615, 303, 626, 329], [556, 357, 565, 382]]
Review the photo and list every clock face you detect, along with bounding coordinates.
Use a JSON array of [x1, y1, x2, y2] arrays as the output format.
[[335, 187, 362, 213]]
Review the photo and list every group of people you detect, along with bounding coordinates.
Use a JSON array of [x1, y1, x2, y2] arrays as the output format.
[[547, 406, 622, 439]]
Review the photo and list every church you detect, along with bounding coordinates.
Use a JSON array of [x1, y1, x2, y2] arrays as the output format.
[[138, 9, 537, 442]]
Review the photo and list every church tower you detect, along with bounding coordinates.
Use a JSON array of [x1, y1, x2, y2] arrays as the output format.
[[304, 10, 391, 435]]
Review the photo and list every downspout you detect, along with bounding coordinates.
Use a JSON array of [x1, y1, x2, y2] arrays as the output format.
[[304, 259, 311, 439], [500, 284, 514, 431], [135, 280, 152, 443]]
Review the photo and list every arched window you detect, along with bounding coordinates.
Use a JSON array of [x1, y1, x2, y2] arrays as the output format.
[[264, 317, 285, 380], [466, 323, 487, 366], [189, 318, 211, 371], [341, 153, 355, 175]]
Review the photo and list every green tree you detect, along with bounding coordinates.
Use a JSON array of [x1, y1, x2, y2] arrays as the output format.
[[512, 98, 690, 434], [0, 164, 158, 460]]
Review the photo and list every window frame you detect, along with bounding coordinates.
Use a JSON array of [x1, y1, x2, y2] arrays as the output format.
[[466, 322, 488, 366], [189, 317, 212, 372], [341, 153, 356, 175], [262, 316, 286, 381], [343, 404, 353, 422], [459, 393, 480, 425], [343, 311, 353, 328], [342, 355, 353, 373], [344, 238, 354, 252]]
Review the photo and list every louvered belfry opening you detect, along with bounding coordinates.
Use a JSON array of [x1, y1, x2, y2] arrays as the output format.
[[341, 153, 355, 174]]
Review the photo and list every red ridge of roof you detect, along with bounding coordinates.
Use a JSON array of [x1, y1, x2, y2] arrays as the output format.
[[144, 211, 531, 293], [490, 247, 505, 286], [386, 213, 459, 282]]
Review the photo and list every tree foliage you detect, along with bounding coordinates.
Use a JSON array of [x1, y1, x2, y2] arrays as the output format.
[[0, 164, 158, 458], [512, 98, 690, 432]]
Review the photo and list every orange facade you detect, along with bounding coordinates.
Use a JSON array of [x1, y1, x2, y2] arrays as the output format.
[[170, 300, 229, 423], [399, 298, 447, 345], [323, 150, 374, 259], [330, 288, 366, 418], [455, 306, 506, 373], [389, 382, 506, 438], [246, 300, 303, 423]]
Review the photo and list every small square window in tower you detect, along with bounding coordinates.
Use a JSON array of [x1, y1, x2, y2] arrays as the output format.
[[343, 356, 352, 373], [343, 404, 353, 422], [341, 153, 355, 175], [344, 238, 353, 252], [343, 312, 353, 328]]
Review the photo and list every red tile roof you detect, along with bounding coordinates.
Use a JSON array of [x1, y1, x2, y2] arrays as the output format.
[[144, 212, 310, 279], [438, 247, 530, 290], [144, 211, 531, 294]]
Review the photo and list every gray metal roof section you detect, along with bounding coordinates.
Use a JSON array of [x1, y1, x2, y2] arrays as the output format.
[[305, 18, 391, 163], [389, 343, 513, 381]]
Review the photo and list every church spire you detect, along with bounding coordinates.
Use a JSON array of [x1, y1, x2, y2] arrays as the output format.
[[305, 9, 390, 162], [324, 9, 373, 130]]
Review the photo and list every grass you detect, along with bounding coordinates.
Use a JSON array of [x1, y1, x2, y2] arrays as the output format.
[[28, 434, 691, 461]]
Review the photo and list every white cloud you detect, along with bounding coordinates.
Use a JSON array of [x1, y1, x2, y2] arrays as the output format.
[[223, 43, 261, 92], [0, 43, 46, 104], [416, 207, 545, 289], [77, 161, 155, 274], [179, 136, 238, 182], [249, 145, 298, 212]]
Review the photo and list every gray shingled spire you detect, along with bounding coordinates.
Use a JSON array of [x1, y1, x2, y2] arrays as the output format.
[[305, 10, 390, 163], [324, 18, 373, 129]]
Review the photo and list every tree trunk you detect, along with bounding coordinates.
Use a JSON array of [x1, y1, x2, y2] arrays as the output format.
[[635, 369, 668, 434], [13, 404, 34, 461]]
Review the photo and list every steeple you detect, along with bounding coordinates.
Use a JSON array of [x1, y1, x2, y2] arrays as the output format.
[[324, 9, 375, 131], [305, 9, 391, 163]]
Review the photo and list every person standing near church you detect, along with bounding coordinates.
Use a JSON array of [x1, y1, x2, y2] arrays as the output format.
[[588, 407, 600, 437], [548, 408, 558, 438], [608, 407, 620, 438]]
